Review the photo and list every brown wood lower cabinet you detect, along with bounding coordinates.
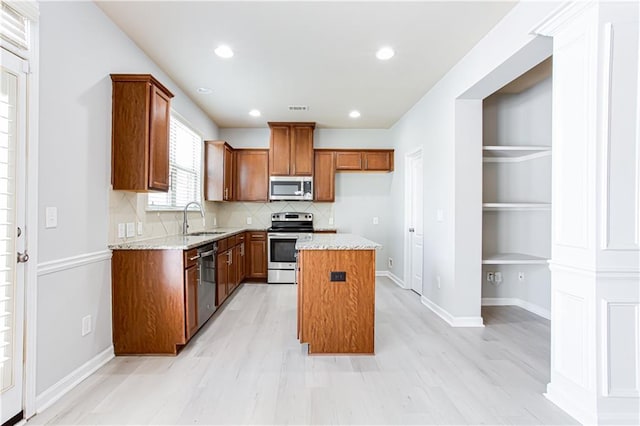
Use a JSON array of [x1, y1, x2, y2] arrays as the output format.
[[246, 231, 267, 280], [297, 249, 376, 354], [112, 249, 191, 355]]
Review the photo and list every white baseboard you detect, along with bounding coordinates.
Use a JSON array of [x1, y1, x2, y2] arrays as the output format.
[[375, 270, 406, 289], [545, 382, 596, 425], [482, 297, 551, 320], [421, 296, 484, 327], [36, 346, 114, 413]]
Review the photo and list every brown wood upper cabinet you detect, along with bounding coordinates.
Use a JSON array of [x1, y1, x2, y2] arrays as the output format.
[[205, 140, 234, 201], [110, 74, 174, 192], [314, 150, 336, 202], [235, 149, 269, 202], [334, 149, 394, 172], [268, 122, 315, 176]]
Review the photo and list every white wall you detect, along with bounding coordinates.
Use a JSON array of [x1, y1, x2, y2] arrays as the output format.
[[387, 1, 557, 322], [38, 0, 218, 400], [218, 127, 394, 270]]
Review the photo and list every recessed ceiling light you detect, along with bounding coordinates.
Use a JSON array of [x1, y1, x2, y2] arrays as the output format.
[[196, 87, 212, 95], [249, 109, 261, 117], [349, 110, 361, 118], [376, 46, 395, 60], [214, 45, 234, 58]]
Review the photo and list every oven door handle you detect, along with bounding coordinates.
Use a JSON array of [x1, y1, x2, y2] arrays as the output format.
[[269, 233, 299, 238]]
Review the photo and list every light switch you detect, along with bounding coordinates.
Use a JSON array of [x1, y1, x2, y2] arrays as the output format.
[[373, 217, 379, 225], [45, 206, 57, 229], [328, 217, 334, 225], [246, 217, 252, 225], [137, 222, 143, 235], [436, 209, 444, 222], [118, 223, 126, 238], [126, 222, 135, 237]]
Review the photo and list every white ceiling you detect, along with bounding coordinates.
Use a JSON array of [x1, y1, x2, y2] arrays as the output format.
[[96, 1, 517, 129]]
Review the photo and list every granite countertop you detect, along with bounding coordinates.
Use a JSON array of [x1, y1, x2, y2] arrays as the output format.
[[108, 227, 259, 250], [296, 233, 381, 250]]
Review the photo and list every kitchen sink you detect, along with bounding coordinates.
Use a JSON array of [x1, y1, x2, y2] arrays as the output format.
[[187, 231, 226, 236]]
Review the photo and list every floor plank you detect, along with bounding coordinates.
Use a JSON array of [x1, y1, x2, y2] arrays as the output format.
[[28, 278, 577, 425]]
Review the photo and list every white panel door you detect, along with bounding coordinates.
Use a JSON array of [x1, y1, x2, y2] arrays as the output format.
[[409, 152, 424, 295], [0, 47, 28, 424]]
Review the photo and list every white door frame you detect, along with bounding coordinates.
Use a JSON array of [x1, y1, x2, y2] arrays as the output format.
[[1, 2, 40, 418], [404, 147, 423, 292]]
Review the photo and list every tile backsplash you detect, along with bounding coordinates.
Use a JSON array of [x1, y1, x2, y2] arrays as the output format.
[[108, 191, 334, 244], [216, 201, 334, 229]]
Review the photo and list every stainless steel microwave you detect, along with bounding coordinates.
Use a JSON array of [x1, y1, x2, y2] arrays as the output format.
[[269, 176, 313, 201]]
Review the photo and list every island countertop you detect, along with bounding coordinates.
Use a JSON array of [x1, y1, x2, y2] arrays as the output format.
[[295, 233, 381, 250]]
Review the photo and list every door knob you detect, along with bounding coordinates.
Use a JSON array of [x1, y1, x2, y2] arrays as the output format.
[[17, 250, 29, 263], [409, 228, 415, 233]]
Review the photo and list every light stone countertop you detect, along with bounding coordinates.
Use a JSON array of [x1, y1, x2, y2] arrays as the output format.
[[108, 227, 256, 250], [295, 233, 381, 250]]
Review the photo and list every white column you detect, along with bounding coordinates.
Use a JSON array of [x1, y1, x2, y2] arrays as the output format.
[[534, 1, 640, 424]]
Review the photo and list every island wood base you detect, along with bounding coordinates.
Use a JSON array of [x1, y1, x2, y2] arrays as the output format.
[[297, 249, 375, 354]]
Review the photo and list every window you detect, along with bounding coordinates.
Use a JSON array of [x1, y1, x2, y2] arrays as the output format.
[[148, 114, 202, 209], [0, 2, 30, 51]]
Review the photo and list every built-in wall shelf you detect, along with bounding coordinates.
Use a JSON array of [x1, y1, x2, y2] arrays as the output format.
[[482, 145, 551, 163], [483, 202, 551, 211], [482, 253, 549, 265]]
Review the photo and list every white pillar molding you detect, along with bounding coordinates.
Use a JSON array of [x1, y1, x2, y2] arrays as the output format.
[[533, 1, 640, 424]]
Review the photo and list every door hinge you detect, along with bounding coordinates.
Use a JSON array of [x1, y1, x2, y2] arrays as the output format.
[[22, 60, 31, 74]]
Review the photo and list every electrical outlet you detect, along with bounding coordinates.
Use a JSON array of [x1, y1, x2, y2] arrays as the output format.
[[213, 217, 217, 226], [494, 272, 502, 283], [126, 222, 135, 238], [246, 217, 252, 225], [487, 272, 494, 282], [518, 272, 525, 281], [328, 217, 334, 225], [373, 217, 379, 225], [436, 275, 441, 289], [137, 222, 143, 235], [81, 315, 92, 336], [118, 223, 126, 238], [388, 257, 393, 268], [436, 209, 444, 222]]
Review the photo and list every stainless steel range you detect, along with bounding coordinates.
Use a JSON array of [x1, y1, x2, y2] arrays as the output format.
[[267, 212, 313, 284]]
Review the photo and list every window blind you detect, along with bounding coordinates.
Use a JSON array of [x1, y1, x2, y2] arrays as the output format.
[[0, 2, 29, 50], [148, 115, 202, 209]]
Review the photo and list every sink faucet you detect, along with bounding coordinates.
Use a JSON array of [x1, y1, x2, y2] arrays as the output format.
[[183, 201, 204, 235]]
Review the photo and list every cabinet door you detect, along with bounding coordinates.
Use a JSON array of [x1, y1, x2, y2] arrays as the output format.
[[223, 145, 235, 200], [184, 265, 198, 339], [216, 251, 228, 305], [314, 151, 335, 201], [291, 126, 314, 176], [238, 242, 246, 283], [248, 234, 267, 279], [227, 247, 237, 293], [364, 151, 393, 171], [269, 125, 291, 175], [335, 151, 363, 170], [148, 85, 171, 191], [236, 150, 269, 201]]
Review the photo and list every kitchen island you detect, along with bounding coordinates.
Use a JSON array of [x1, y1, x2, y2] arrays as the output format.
[[296, 234, 381, 355]]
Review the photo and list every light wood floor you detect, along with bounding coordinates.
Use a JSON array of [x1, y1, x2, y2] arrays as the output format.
[[29, 278, 577, 425]]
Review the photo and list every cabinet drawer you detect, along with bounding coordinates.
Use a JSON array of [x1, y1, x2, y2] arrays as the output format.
[[249, 231, 266, 240], [227, 235, 238, 247], [218, 238, 228, 252], [184, 248, 199, 269], [236, 233, 245, 244]]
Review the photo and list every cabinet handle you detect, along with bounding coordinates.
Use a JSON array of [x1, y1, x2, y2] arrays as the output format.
[[224, 188, 228, 199], [189, 254, 200, 261], [227, 251, 232, 265], [240, 243, 245, 256]]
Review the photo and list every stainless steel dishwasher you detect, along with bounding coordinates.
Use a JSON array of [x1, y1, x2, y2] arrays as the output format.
[[197, 243, 217, 327]]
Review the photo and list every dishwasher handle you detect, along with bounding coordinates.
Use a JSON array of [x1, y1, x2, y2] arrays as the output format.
[[198, 249, 216, 258]]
